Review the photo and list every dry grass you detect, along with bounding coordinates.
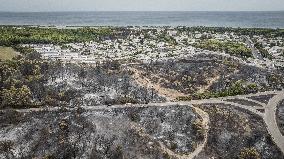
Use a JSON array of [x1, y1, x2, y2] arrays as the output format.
[[129, 67, 186, 101], [0, 47, 18, 60]]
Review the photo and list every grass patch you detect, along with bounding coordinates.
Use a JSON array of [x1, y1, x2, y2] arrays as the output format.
[[0, 47, 18, 60]]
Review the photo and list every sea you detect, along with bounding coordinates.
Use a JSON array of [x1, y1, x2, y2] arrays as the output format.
[[0, 11, 284, 28]]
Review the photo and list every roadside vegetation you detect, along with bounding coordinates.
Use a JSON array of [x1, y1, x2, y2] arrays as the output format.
[[177, 80, 258, 101]]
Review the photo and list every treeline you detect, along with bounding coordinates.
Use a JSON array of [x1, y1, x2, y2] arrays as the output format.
[[0, 26, 114, 46], [178, 26, 284, 38], [193, 39, 252, 58]]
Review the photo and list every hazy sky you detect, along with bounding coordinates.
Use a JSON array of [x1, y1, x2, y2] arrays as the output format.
[[0, 0, 283, 12]]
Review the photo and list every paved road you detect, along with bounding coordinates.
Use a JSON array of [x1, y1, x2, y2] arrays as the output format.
[[243, 36, 264, 60]]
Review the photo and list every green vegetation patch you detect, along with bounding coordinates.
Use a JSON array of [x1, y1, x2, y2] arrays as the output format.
[[0, 47, 18, 60], [0, 58, 45, 109], [0, 27, 114, 46], [193, 39, 252, 58], [177, 80, 258, 101]]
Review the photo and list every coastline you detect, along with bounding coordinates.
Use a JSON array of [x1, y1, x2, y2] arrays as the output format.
[[0, 25, 284, 30], [0, 11, 284, 28]]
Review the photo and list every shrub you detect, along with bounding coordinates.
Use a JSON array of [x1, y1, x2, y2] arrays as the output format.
[[239, 147, 260, 159], [128, 111, 141, 122], [177, 81, 259, 100], [176, 96, 192, 101], [1, 85, 32, 108], [192, 119, 205, 140]]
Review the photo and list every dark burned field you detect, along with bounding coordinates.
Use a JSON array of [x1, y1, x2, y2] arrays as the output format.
[[0, 105, 203, 159], [277, 100, 284, 136], [132, 54, 284, 98], [197, 103, 283, 159]]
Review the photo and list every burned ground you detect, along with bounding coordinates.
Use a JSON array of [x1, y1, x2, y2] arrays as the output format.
[[1, 53, 284, 159], [43, 62, 165, 107], [225, 98, 263, 107], [132, 54, 284, 97], [277, 100, 284, 136], [196, 103, 283, 159], [0, 105, 202, 159], [248, 94, 276, 104], [109, 105, 204, 154]]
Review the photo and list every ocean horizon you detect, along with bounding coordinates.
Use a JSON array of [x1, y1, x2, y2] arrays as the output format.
[[0, 11, 284, 28]]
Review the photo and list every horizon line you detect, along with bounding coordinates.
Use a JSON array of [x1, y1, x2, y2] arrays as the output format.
[[0, 10, 284, 13]]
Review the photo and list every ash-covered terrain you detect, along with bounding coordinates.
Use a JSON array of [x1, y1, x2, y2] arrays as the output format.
[[132, 53, 284, 100], [0, 105, 204, 159], [197, 103, 283, 159], [44, 62, 165, 107], [277, 100, 284, 136]]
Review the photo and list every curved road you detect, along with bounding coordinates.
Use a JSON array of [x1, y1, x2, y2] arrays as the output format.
[[265, 92, 284, 153]]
